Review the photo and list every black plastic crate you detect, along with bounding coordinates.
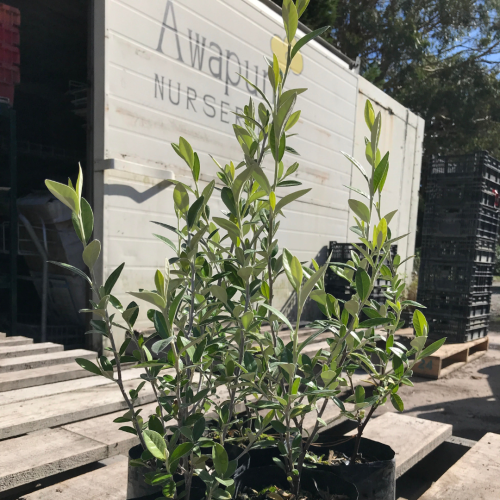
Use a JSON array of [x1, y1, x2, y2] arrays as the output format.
[[425, 179, 500, 212], [420, 236, 496, 264], [418, 260, 494, 294], [328, 242, 398, 263], [429, 151, 500, 185], [422, 205, 500, 241], [427, 313, 489, 343], [417, 290, 491, 317]]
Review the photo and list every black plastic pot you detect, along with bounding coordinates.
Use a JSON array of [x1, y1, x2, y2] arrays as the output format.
[[235, 465, 358, 499], [312, 437, 396, 500], [128, 445, 162, 500], [127, 445, 206, 500]]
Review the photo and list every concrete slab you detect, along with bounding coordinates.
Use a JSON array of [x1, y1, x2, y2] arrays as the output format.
[[0, 349, 96, 373], [0, 336, 34, 347], [348, 413, 453, 478], [0, 342, 63, 359], [0, 378, 156, 439], [0, 368, 144, 406], [418, 432, 500, 500], [0, 362, 96, 392], [0, 428, 107, 492], [19, 457, 129, 500]]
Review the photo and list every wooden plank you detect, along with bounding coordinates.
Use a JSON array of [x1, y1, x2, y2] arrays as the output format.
[[414, 337, 489, 379], [0, 428, 107, 493], [18, 457, 129, 500], [0, 368, 144, 406], [0, 362, 96, 392], [0, 336, 34, 347], [419, 432, 500, 500], [63, 403, 157, 456], [0, 342, 63, 359], [0, 379, 156, 439], [0, 349, 96, 373], [348, 413, 452, 478]]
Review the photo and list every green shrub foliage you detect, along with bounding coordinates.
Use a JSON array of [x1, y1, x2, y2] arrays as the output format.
[[45, 1, 441, 498]]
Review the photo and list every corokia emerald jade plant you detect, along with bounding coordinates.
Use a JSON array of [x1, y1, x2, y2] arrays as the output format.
[[45, 1, 443, 499]]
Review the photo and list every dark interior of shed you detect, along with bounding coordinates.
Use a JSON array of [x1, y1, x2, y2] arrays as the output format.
[[0, 0, 89, 343]]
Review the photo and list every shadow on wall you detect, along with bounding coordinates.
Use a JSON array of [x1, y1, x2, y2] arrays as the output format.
[[282, 245, 328, 322], [105, 180, 173, 203]]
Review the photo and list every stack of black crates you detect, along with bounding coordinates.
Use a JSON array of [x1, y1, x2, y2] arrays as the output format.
[[417, 151, 500, 343], [325, 242, 397, 305]]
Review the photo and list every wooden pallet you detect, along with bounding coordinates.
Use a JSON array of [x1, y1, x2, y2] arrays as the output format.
[[419, 432, 500, 500], [413, 336, 489, 379]]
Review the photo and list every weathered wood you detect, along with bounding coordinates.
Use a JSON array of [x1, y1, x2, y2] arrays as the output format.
[[0, 336, 34, 347], [18, 457, 129, 500], [413, 336, 489, 379], [419, 432, 500, 500], [348, 412, 453, 478], [63, 403, 157, 456], [0, 349, 97, 373], [0, 362, 95, 392], [0, 368, 144, 406], [0, 342, 63, 359], [0, 378, 156, 439], [0, 428, 107, 492]]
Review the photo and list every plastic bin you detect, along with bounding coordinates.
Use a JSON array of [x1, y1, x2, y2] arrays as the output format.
[[0, 24, 19, 45], [418, 260, 493, 295], [0, 42, 19, 66], [422, 205, 500, 241], [420, 236, 495, 264], [429, 151, 500, 184], [0, 4, 20, 27], [417, 289, 491, 317]]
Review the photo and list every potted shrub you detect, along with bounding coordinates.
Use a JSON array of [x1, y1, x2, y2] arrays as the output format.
[[44, 1, 444, 499]]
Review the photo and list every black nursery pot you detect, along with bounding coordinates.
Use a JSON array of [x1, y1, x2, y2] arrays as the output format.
[[127, 445, 206, 500], [312, 437, 396, 500], [128, 445, 162, 500], [235, 465, 358, 500]]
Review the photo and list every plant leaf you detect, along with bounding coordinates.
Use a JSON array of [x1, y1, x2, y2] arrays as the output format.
[[82, 240, 101, 270], [418, 338, 446, 360], [212, 443, 229, 476], [143, 429, 167, 460], [75, 358, 102, 376], [348, 199, 371, 224], [104, 263, 125, 296]]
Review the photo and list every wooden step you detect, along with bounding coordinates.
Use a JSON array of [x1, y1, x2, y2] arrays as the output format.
[[62, 402, 157, 456], [0, 342, 63, 359], [0, 378, 156, 439], [0, 349, 96, 373], [0, 428, 108, 493], [0, 362, 96, 392], [414, 336, 489, 379], [18, 456, 129, 500], [0, 403, 157, 493], [418, 432, 500, 499], [0, 367, 144, 406], [0, 336, 34, 347], [347, 412, 453, 478]]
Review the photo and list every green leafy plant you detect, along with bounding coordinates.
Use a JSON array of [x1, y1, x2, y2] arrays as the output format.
[[45, 1, 438, 498]]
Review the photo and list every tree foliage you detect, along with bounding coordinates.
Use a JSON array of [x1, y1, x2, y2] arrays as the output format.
[[272, 0, 500, 160]]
